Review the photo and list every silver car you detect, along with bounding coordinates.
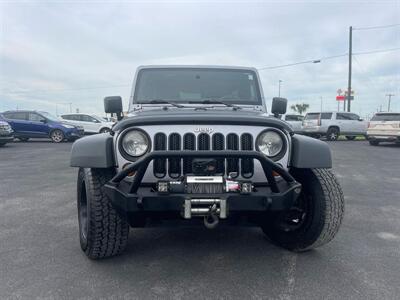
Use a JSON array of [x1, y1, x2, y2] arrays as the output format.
[[367, 112, 400, 146], [302, 111, 367, 141]]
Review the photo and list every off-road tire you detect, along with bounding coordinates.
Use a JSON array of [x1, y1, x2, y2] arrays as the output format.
[[345, 136, 356, 141], [261, 168, 344, 251], [50, 129, 65, 143], [326, 127, 339, 141], [369, 140, 379, 146], [77, 168, 129, 259]]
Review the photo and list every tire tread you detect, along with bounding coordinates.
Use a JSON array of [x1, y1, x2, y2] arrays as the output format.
[[301, 168, 344, 250], [83, 168, 129, 259]]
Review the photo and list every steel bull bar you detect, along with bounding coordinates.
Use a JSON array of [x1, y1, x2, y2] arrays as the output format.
[[104, 150, 302, 215]]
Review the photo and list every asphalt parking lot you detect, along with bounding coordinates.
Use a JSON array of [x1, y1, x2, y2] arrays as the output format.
[[1, 140, 399, 299]]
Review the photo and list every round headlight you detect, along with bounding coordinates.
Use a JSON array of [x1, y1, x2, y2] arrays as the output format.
[[121, 130, 149, 157], [257, 130, 284, 157]]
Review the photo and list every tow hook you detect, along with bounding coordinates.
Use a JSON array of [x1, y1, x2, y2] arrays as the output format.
[[204, 204, 220, 229], [183, 198, 227, 229]]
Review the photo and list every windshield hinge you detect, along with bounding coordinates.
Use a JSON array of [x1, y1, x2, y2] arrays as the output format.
[[133, 104, 142, 111]]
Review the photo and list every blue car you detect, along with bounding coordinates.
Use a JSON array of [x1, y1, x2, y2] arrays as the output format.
[[0, 110, 84, 143]]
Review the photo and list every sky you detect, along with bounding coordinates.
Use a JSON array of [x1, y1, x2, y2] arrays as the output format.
[[0, 0, 399, 118]]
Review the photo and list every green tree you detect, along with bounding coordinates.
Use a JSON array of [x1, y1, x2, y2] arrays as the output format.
[[290, 103, 310, 115]]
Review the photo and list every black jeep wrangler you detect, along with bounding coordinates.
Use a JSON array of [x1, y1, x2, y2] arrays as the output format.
[[71, 66, 344, 259]]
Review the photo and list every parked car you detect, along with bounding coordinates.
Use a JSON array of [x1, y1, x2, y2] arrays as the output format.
[[0, 110, 84, 143], [70, 65, 344, 259], [282, 114, 304, 133], [367, 112, 400, 146], [302, 111, 367, 141], [0, 120, 14, 147], [60, 113, 114, 134]]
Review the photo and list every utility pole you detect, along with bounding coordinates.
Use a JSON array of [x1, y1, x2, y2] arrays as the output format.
[[347, 26, 353, 112], [278, 80, 282, 97], [386, 94, 394, 112]]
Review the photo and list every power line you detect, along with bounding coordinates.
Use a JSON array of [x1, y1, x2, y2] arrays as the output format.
[[354, 24, 400, 31], [258, 46, 400, 71], [353, 47, 400, 56], [257, 54, 347, 70]]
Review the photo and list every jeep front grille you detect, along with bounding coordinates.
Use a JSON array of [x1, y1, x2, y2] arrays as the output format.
[[152, 132, 254, 178]]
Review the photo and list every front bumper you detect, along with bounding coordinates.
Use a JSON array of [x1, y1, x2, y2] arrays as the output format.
[[0, 131, 14, 142], [104, 150, 301, 215]]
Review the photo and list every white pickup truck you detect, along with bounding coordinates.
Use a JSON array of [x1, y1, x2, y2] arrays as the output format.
[[302, 111, 368, 141]]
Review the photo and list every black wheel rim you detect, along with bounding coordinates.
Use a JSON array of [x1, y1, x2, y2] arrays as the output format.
[[78, 181, 88, 239]]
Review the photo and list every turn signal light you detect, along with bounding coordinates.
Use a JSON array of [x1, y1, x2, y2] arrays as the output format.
[[122, 163, 136, 177], [272, 171, 280, 177]]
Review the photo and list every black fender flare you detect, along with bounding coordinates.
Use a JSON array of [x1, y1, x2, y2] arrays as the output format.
[[70, 134, 115, 168], [290, 134, 332, 168]]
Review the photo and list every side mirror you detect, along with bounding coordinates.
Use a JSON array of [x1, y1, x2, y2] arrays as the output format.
[[104, 96, 123, 121], [271, 97, 287, 118], [40, 119, 47, 123]]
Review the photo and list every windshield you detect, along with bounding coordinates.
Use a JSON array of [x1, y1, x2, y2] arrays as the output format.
[[305, 113, 320, 120], [133, 68, 262, 105], [39, 111, 60, 122], [371, 113, 400, 121], [91, 115, 104, 122]]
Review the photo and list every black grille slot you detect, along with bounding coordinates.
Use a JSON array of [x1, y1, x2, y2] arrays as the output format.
[[198, 133, 210, 150], [241, 133, 254, 178], [226, 133, 239, 177], [153, 131, 254, 178], [153, 133, 166, 177], [212, 133, 225, 175], [183, 133, 196, 174], [168, 133, 181, 178]]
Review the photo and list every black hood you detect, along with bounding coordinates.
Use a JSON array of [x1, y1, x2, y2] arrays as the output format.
[[113, 108, 292, 132]]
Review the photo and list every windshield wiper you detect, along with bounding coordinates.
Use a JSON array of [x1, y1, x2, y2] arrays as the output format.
[[146, 99, 186, 108], [189, 99, 242, 110]]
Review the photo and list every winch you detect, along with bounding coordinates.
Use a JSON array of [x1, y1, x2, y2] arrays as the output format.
[[156, 175, 253, 195], [156, 175, 253, 229], [184, 198, 227, 229]]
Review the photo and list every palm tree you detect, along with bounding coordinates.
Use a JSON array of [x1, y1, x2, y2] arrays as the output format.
[[290, 103, 310, 115]]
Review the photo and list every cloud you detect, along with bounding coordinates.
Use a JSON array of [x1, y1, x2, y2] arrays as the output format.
[[0, 0, 399, 116]]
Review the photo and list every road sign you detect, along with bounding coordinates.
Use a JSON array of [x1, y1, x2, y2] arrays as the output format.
[[336, 95, 345, 101]]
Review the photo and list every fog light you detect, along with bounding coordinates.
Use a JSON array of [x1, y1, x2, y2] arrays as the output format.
[[157, 181, 169, 194], [240, 182, 253, 194]]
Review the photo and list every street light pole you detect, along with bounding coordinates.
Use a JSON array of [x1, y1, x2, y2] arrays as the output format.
[[347, 26, 353, 112], [278, 80, 282, 97]]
